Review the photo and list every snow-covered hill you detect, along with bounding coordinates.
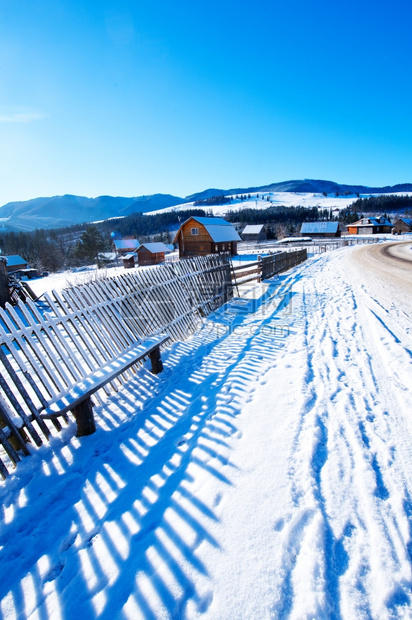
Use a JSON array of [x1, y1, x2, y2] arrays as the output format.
[[145, 191, 360, 217], [1, 244, 412, 618]]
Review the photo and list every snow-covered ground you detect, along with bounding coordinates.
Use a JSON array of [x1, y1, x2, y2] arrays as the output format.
[[145, 192, 357, 217], [1, 244, 412, 619], [145, 191, 412, 217]]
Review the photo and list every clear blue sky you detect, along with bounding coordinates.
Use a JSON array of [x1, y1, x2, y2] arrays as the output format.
[[1, 0, 411, 205]]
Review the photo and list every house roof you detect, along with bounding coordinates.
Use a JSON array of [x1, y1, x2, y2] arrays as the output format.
[[137, 242, 170, 254], [191, 216, 232, 227], [121, 253, 137, 261], [203, 224, 241, 243], [114, 239, 140, 250], [4, 255, 28, 267], [173, 216, 241, 244], [98, 252, 117, 261], [242, 225, 266, 235], [397, 218, 412, 226], [300, 222, 339, 234], [347, 217, 392, 228]]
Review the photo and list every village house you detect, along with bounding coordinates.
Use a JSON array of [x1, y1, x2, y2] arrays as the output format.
[[113, 239, 140, 256], [121, 253, 137, 269], [300, 222, 341, 238], [346, 216, 392, 235], [392, 217, 412, 235], [137, 242, 170, 266], [173, 216, 241, 258], [4, 255, 28, 274], [242, 224, 267, 242]]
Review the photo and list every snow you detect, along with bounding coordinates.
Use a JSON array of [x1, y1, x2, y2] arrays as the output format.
[[145, 191, 412, 218], [1, 244, 412, 618]]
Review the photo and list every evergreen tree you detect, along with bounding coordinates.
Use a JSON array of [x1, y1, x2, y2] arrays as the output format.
[[75, 226, 109, 268]]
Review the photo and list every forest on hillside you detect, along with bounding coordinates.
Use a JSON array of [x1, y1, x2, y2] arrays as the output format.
[[350, 194, 412, 212]]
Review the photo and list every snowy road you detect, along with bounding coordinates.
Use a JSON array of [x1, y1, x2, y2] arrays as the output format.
[[353, 241, 412, 299], [1, 245, 412, 619]]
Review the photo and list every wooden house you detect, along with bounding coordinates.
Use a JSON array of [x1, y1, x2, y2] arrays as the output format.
[[4, 255, 28, 274], [392, 218, 412, 234], [173, 217, 241, 258], [113, 239, 140, 256], [137, 242, 170, 266], [121, 253, 137, 269], [242, 224, 267, 242], [346, 216, 392, 235], [300, 222, 340, 238]]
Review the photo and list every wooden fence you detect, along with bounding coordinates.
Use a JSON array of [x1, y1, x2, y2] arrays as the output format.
[[232, 248, 307, 285], [0, 249, 307, 479], [0, 254, 233, 478]]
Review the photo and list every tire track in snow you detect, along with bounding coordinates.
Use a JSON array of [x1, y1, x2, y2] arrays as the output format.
[[272, 249, 412, 619]]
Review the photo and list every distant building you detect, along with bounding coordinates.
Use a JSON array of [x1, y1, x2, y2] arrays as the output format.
[[113, 239, 140, 255], [300, 222, 340, 238], [121, 253, 137, 269], [346, 216, 392, 235], [98, 252, 117, 265], [242, 224, 267, 242], [392, 218, 412, 234], [173, 216, 241, 258], [137, 242, 170, 266], [4, 255, 28, 274]]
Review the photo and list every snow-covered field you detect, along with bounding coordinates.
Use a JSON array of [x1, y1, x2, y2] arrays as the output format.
[[1, 244, 412, 619], [145, 191, 412, 217], [145, 192, 358, 217]]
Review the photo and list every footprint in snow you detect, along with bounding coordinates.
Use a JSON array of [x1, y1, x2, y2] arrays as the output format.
[[273, 518, 285, 532], [59, 532, 77, 553], [43, 561, 65, 583], [214, 492, 223, 507]]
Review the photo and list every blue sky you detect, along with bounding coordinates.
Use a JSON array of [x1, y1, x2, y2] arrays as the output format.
[[0, 0, 411, 205]]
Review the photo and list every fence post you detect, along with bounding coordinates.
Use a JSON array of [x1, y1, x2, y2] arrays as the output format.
[[0, 259, 10, 309]]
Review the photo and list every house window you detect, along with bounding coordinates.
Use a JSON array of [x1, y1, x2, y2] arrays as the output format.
[[191, 227, 199, 235], [215, 244, 218, 252]]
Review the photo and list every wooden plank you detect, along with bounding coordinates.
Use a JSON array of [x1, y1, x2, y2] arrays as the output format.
[[0, 455, 9, 479], [0, 348, 51, 439], [0, 426, 21, 466], [0, 397, 31, 454]]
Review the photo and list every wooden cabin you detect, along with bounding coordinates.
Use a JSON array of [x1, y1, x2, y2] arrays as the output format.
[[242, 224, 267, 242], [392, 218, 412, 234], [346, 216, 392, 235], [137, 242, 170, 266], [121, 253, 137, 269], [300, 222, 340, 238], [4, 255, 28, 274], [173, 216, 241, 258], [113, 238, 140, 256]]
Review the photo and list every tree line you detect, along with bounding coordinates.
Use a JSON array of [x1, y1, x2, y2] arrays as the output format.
[[351, 194, 412, 212]]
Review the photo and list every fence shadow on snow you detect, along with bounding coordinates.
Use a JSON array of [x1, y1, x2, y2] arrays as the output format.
[[0, 260, 307, 618]]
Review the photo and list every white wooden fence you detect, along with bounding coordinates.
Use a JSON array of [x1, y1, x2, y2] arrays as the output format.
[[0, 254, 233, 478], [0, 249, 309, 479]]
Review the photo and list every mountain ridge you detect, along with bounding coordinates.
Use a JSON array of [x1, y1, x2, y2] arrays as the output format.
[[1, 179, 412, 232]]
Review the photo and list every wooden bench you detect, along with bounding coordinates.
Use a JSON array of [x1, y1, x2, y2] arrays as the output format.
[[40, 334, 170, 436]]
